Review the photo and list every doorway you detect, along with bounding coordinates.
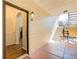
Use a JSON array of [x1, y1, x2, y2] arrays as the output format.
[[4, 1, 29, 59]]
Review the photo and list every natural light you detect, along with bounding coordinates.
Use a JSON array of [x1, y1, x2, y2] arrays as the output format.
[[49, 13, 68, 43]]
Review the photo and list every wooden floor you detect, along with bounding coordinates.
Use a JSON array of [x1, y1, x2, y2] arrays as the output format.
[[5, 27, 77, 59], [5, 44, 26, 59], [30, 42, 77, 59], [29, 27, 77, 59]]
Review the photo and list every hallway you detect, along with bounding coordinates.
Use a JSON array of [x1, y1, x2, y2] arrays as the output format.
[[30, 41, 77, 59], [30, 27, 77, 59], [4, 0, 77, 59]]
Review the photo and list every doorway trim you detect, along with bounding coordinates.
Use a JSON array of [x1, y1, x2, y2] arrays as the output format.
[[3, 0, 29, 57]]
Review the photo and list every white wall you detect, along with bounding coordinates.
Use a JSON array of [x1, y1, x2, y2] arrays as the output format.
[[5, 5, 17, 46], [5, 0, 51, 54], [29, 16, 58, 53]]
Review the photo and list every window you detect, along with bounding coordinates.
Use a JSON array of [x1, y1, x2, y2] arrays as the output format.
[[59, 13, 68, 26]]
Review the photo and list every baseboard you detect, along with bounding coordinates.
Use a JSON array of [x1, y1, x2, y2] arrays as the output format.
[[6, 44, 16, 47], [22, 47, 27, 51], [16, 54, 29, 59]]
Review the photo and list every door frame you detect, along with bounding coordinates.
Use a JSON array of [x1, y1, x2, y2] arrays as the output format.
[[3, 0, 29, 57]]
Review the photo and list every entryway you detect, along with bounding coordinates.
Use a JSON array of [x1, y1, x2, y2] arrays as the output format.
[[4, 1, 29, 59]]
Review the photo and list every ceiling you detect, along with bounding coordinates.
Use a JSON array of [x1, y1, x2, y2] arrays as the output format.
[[32, 0, 77, 15]]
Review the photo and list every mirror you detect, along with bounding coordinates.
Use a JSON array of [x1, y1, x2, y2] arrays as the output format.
[[5, 2, 29, 59]]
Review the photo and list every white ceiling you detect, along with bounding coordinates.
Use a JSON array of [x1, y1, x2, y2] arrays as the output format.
[[32, 0, 77, 15]]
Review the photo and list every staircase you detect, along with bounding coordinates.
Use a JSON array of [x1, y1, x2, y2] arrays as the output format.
[[68, 12, 77, 27], [52, 27, 63, 41]]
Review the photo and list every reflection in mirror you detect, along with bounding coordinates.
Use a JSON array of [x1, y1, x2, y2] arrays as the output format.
[[5, 4, 28, 59], [16, 12, 23, 48]]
